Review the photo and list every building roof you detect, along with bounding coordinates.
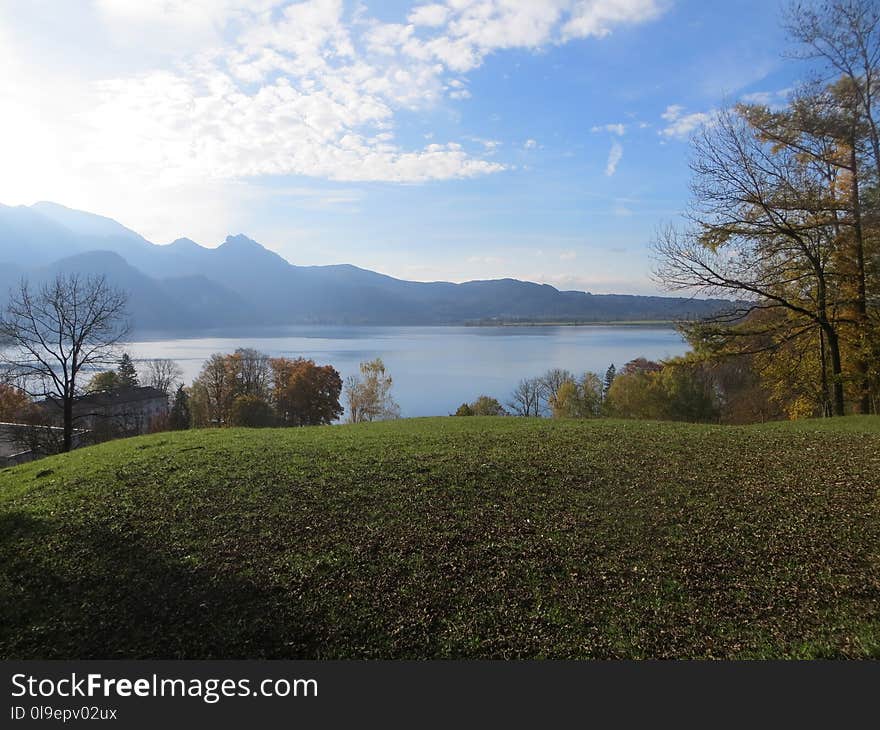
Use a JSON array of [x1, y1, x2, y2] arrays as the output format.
[[40, 386, 168, 410]]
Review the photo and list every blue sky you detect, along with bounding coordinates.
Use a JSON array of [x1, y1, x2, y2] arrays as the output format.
[[0, 0, 806, 293]]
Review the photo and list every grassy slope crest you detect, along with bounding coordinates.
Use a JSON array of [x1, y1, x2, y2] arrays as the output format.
[[1, 416, 879, 659]]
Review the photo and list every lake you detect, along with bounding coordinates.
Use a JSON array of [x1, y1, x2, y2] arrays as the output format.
[[128, 325, 688, 417]]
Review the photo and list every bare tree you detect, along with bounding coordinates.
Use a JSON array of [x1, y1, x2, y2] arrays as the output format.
[[538, 368, 576, 413], [507, 377, 543, 417], [0, 274, 129, 451], [142, 358, 184, 397]]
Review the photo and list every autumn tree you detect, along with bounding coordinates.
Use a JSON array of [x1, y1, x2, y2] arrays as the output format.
[[620, 358, 663, 376], [0, 274, 128, 451], [345, 358, 399, 423], [605, 369, 661, 420], [470, 395, 506, 416], [739, 78, 878, 413], [653, 3, 880, 419], [86, 370, 122, 393], [190, 350, 343, 427], [681, 326, 784, 422], [270, 357, 343, 426], [652, 104, 857, 416], [228, 348, 271, 400], [188, 384, 210, 428], [0, 382, 29, 422], [538, 368, 576, 412], [229, 394, 275, 428], [456, 395, 506, 416], [786, 0, 880, 180], [654, 361, 719, 422], [549, 373, 604, 419], [604, 359, 717, 422]]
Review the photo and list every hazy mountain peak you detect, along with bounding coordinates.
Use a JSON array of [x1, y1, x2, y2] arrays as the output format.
[[218, 234, 292, 268], [167, 237, 203, 250], [222, 234, 264, 249], [31, 201, 145, 242]]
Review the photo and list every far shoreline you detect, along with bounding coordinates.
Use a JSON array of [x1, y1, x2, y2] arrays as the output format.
[[126, 320, 680, 342], [462, 320, 678, 328]]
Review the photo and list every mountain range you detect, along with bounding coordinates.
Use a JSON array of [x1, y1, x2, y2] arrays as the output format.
[[0, 201, 732, 333]]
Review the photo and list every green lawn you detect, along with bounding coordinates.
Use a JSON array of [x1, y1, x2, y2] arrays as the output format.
[[1, 416, 879, 659]]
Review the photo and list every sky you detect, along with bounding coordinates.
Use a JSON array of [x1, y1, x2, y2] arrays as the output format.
[[0, 0, 807, 294]]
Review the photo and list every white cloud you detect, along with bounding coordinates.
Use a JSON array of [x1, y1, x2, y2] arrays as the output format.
[[0, 0, 670, 240], [447, 78, 471, 98], [467, 137, 502, 153], [605, 140, 623, 175], [591, 122, 626, 135], [75, 1, 510, 185], [387, 0, 666, 74], [562, 0, 665, 40], [524, 138, 538, 150], [740, 87, 792, 109], [408, 4, 451, 27], [659, 104, 714, 140], [80, 0, 668, 185], [559, 249, 577, 261], [661, 104, 684, 121], [94, 0, 280, 55]]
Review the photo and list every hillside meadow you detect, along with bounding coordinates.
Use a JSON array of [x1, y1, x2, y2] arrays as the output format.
[[1, 416, 878, 659]]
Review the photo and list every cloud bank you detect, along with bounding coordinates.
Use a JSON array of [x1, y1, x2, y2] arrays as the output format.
[[4, 0, 666, 188]]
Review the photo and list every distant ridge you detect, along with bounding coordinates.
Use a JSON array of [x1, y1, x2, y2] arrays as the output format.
[[0, 202, 735, 333]]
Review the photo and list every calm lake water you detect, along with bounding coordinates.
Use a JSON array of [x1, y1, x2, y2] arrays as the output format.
[[128, 325, 688, 417]]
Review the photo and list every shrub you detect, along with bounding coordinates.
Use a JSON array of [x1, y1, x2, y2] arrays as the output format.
[[455, 396, 505, 416], [228, 395, 275, 428]]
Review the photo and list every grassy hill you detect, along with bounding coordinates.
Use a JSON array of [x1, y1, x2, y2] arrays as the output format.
[[1, 416, 878, 659]]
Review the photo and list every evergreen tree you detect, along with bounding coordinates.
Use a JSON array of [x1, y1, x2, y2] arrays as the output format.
[[602, 364, 616, 400], [117, 353, 139, 388], [169, 385, 191, 430]]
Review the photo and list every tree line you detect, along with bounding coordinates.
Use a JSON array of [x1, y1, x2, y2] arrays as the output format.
[[104, 350, 400, 431], [456, 358, 719, 423], [0, 272, 401, 453], [654, 0, 880, 419]]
